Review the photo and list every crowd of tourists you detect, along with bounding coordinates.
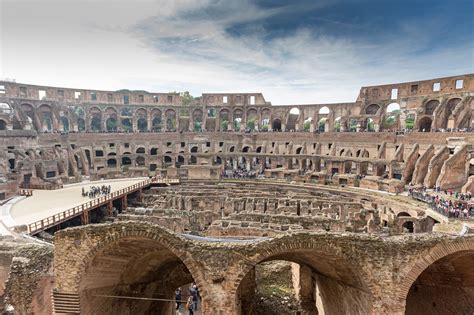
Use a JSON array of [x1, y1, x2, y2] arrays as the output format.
[[175, 283, 201, 314], [81, 185, 111, 199], [408, 186, 473, 218], [222, 167, 261, 179]]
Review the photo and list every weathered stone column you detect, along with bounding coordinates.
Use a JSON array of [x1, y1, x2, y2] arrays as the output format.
[[292, 263, 317, 315], [237, 267, 256, 315]]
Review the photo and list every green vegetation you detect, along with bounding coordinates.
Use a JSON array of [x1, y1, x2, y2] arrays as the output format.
[[247, 117, 256, 131], [334, 120, 341, 132], [180, 91, 193, 106], [303, 120, 311, 131], [405, 115, 415, 129], [221, 120, 228, 131]]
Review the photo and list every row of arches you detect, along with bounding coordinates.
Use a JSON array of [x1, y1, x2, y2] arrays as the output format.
[[62, 224, 474, 314], [4, 96, 468, 133]]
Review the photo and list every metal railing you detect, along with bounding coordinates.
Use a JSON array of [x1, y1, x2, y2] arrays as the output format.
[[27, 177, 179, 234], [410, 191, 473, 219], [21, 183, 64, 190]]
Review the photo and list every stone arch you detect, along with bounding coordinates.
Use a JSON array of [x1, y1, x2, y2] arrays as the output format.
[[260, 108, 271, 131], [272, 118, 282, 131], [193, 109, 203, 131], [20, 103, 36, 129], [0, 119, 7, 130], [319, 106, 330, 115], [150, 109, 162, 132], [165, 109, 176, 131], [0, 102, 13, 115], [232, 234, 374, 315], [246, 108, 258, 131], [38, 104, 53, 131], [286, 107, 300, 131], [54, 222, 207, 314], [233, 108, 243, 131], [396, 238, 474, 313], [60, 116, 69, 132], [218, 109, 230, 131], [106, 115, 118, 131], [424, 100, 439, 115], [365, 104, 380, 115], [418, 116, 432, 132]]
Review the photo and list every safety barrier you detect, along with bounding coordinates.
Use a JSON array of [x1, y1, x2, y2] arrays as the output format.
[[27, 177, 179, 234]]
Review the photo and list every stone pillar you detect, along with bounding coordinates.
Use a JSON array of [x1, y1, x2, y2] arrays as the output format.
[[292, 263, 317, 315], [236, 267, 256, 315]]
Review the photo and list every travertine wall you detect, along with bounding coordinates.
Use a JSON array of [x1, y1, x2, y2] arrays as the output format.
[[48, 222, 474, 315]]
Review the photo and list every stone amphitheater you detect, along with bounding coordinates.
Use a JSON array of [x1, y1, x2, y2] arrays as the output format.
[[0, 74, 472, 315]]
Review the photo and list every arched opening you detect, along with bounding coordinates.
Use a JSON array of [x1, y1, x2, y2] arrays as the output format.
[[107, 159, 117, 168], [386, 102, 400, 114], [334, 117, 342, 132], [247, 108, 258, 131], [151, 117, 162, 132], [176, 155, 185, 167], [366, 118, 375, 132], [219, 109, 230, 131], [106, 117, 117, 132], [60, 116, 69, 132], [164, 156, 173, 166], [405, 250, 474, 315], [384, 103, 400, 130], [272, 119, 282, 131], [165, 109, 176, 132], [0, 120, 7, 130], [397, 212, 411, 217], [137, 117, 147, 132], [242, 146, 250, 153], [78, 236, 198, 314], [286, 107, 300, 131], [121, 157, 132, 166], [236, 246, 371, 315], [318, 118, 327, 132], [193, 109, 203, 132], [136, 156, 146, 166], [418, 117, 432, 132], [365, 104, 380, 115], [425, 100, 439, 115], [190, 146, 198, 153], [136, 147, 145, 154], [122, 118, 132, 132], [150, 148, 158, 156], [90, 116, 101, 132], [0, 103, 12, 115], [77, 118, 86, 132], [260, 109, 271, 131], [402, 221, 414, 233], [318, 107, 329, 115], [303, 117, 312, 131], [233, 109, 243, 131]]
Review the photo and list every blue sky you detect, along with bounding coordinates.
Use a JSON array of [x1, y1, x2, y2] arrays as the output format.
[[1, 0, 473, 104]]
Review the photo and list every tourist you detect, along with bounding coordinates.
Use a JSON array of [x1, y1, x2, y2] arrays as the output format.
[[175, 287, 182, 310], [190, 284, 199, 310], [186, 296, 194, 315]]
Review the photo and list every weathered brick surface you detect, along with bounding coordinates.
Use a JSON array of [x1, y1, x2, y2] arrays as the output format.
[[50, 222, 474, 314]]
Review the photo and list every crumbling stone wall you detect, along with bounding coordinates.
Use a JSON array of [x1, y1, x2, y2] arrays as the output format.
[[3, 244, 53, 315]]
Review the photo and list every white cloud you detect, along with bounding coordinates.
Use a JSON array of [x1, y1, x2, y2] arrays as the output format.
[[0, 0, 472, 105]]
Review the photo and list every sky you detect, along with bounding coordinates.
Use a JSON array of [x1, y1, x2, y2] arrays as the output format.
[[0, 0, 473, 104]]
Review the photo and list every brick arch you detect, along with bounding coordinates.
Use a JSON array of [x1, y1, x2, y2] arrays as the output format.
[[54, 222, 207, 295], [228, 233, 375, 302], [395, 237, 474, 305]]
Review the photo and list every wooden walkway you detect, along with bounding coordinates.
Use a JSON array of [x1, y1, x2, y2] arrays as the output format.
[[26, 177, 179, 234]]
